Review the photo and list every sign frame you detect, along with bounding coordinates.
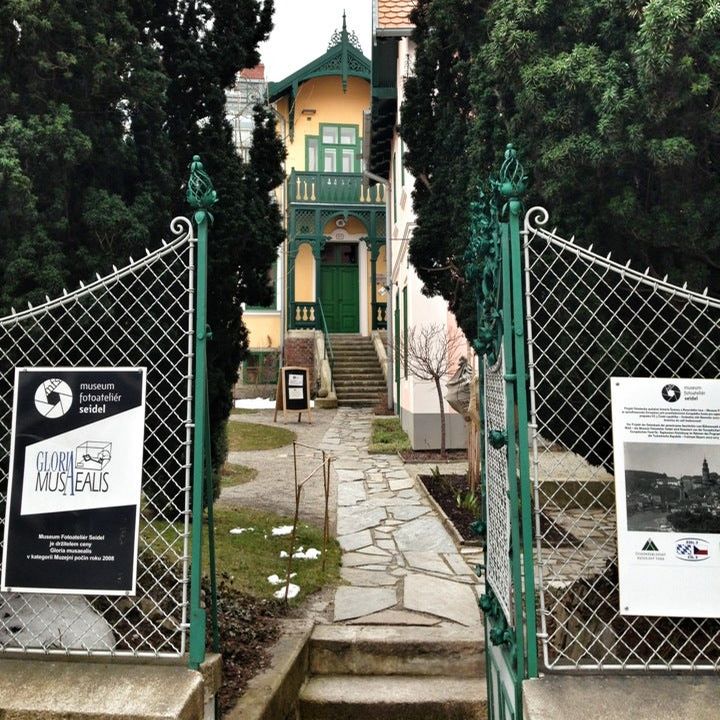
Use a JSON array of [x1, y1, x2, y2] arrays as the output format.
[[273, 366, 312, 423], [611, 376, 720, 618], [1, 366, 147, 596]]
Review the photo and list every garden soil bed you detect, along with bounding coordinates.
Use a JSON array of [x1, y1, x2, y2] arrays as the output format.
[[400, 449, 468, 463], [209, 577, 287, 716], [419, 473, 480, 541]]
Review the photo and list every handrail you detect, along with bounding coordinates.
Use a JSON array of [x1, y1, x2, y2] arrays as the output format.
[[317, 300, 335, 381]]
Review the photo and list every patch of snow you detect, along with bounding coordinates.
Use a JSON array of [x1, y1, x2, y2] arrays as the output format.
[[0, 593, 114, 650], [229, 527, 254, 535], [271, 525, 294, 536], [234, 397, 275, 409], [267, 573, 297, 586], [234, 397, 316, 409], [273, 583, 300, 600], [280, 547, 321, 560]]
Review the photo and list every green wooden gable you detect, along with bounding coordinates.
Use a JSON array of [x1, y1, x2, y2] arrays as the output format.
[[268, 13, 371, 139]]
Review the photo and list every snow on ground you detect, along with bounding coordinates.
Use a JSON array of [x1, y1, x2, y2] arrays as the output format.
[[234, 397, 316, 409]]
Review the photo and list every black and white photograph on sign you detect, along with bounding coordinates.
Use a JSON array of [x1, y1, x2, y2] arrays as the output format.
[[1, 367, 147, 596], [288, 373, 303, 387], [624, 442, 720, 533], [611, 376, 720, 617]]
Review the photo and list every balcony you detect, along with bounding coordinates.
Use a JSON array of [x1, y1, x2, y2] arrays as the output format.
[[288, 171, 386, 206]]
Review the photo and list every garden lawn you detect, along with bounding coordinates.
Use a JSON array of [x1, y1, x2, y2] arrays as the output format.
[[204, 506, 341, 601], [220, 463, 257, 488], [368, 417, 411, 454], [227, 421, 296, 451]]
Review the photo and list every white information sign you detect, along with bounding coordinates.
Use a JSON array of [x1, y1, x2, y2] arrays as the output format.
[[611, 377, 720, 617]]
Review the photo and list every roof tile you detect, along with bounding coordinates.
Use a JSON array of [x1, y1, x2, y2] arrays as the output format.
[[378, 0, 415, 30]]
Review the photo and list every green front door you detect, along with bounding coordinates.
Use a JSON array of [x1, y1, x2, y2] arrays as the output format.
[[320, 242, 359, 333]]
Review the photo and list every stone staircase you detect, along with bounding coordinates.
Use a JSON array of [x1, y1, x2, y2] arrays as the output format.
[[329, 334, 386, 408], [299, 625, 487, 720]]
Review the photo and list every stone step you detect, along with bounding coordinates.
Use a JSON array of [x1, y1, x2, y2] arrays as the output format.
[[334, 381, 385, 388], [0, 656, 221, 720], [335, 389, 386, 398], [309, 626, 485, 678], [299, 675, 487, 720], [338, 395, 380, 407]]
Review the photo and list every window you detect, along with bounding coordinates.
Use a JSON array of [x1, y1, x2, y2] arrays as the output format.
[[242, 350, 279, 385], [307, 137, 319, 171], [306, 124, 361, 174]]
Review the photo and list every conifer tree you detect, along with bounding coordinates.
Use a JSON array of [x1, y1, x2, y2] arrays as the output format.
[[401, 0, 720, 335]]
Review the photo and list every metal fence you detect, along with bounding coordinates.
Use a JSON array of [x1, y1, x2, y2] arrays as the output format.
[[524, 206, 720, 671], [0, 217, 196, 657]]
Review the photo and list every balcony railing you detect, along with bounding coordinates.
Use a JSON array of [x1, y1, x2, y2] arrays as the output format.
[[288, 171, 386, 205], [290, 301, 317, 329]]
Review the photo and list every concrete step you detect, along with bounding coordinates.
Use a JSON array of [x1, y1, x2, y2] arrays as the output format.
[[523, 675, 720, 720], [309, 626, 485, 678], [0, 655, 221, 720], [333, 377, 385, 385], [338, 395, 380, 407], [300, 675, 487, 720]]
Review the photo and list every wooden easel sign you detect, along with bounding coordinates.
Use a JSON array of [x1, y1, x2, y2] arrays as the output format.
[[274, 366, 313, 423]]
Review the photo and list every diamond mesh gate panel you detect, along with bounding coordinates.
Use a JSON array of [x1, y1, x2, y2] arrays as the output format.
[[0, 218, 195, 656], [524, 207, 720, 671], [485, 349, 514, 624]]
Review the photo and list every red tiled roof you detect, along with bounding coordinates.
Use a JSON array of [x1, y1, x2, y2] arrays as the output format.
[[377, 0, 415, 30], [240, 64, 265, 80]]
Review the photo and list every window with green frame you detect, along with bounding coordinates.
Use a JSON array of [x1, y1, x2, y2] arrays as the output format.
[[306, 124, 361, 173], [242, 350, 280, 385], [245, 261, 278, 311]]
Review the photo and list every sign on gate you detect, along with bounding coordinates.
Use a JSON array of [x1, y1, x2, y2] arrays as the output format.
[[1, 367, 146, 595], [612, 377, 720, 617]]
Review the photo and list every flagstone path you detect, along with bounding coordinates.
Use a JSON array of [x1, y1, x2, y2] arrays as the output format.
[[319, 407, 484, 627]]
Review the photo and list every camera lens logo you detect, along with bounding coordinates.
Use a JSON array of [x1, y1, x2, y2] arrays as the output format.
[[661, 384, 681, 403], [34, 379, 73, 418]]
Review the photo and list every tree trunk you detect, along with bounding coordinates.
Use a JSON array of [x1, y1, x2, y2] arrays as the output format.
[[434, 376, 446, 457]]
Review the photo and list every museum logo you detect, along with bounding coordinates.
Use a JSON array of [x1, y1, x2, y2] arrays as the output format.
[[661, 383, 681, 403], [34, 379, 73, 418], [675, 538, 709, 561]]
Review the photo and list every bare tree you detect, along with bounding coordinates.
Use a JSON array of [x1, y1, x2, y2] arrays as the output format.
[[402, 323, 464, 455]]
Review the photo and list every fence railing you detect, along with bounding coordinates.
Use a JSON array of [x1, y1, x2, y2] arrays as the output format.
[[0, 219, 197, 659]]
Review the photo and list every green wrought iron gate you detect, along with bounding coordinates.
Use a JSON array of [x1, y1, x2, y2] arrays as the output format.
[[0, 156, 218, 670], [472, 144, 720, 719]]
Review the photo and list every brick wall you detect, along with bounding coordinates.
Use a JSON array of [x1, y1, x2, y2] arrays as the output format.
[[284, 331, 315, 395]]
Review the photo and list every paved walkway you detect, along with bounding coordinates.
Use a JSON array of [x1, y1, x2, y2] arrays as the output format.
[[318, 407, 483, 627]]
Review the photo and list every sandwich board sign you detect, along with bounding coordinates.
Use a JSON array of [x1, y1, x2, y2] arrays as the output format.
[[611, 376, 720, 617], [1, 367, 147, 596], [274, 366, 312, 423]]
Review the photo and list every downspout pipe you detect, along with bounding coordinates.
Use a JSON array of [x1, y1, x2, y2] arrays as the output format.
[[363, 170, 393, 412]]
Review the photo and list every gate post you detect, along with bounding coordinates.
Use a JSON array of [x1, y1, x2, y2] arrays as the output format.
[[499, 145, 538, 678], [186, 155, 217, 669], [468, 144, 537, 720]]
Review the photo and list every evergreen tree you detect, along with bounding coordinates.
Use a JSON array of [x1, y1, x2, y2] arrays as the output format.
[[0, 0, 285, 492], [401, 0, 720, 335]]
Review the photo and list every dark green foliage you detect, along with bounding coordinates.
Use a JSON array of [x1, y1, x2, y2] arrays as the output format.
[[401, 0, 720, 336], [0, 0, 285, 501]]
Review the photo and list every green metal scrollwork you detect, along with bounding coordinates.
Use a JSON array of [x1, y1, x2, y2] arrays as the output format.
[[465, 188, 502, 363], [186, 155, 218, 219]]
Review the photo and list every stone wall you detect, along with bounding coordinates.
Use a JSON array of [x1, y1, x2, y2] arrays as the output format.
[[284, 331, 316, 395]]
